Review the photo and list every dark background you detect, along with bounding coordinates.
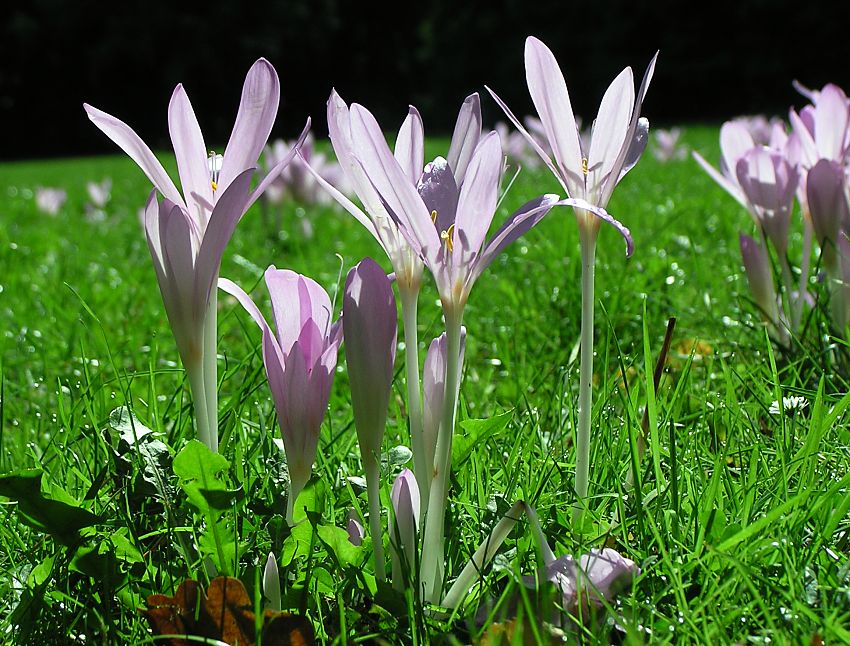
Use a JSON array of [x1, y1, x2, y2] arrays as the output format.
[[2, 0, 849, 161]]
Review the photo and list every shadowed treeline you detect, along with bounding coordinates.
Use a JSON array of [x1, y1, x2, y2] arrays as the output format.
[[2, 0, 849, 160]]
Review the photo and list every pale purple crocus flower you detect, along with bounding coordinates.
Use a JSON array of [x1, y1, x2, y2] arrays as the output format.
[[219, 267, 342, 524], [735, 147, 798, 259], [807, 159, 850, 329], [34, 187, 67, 216], [523, 505, 639, 612], [488, 36, 654, 525], [652, 128, 687, 162], [343, 257, 397, 581], [390, 468, 420, 591], [307, 91, 484, 514], [350, 103, 573, 601], [86, 178, 111, 209], [740, 234, 784, 343], [692, 121, 757, 210], [85, 59, 307, 452], [346, 510, 365, 547]]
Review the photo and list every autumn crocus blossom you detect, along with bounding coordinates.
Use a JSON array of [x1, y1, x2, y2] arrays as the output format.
[[390, 469, 420, 591], [84, 59, 307, 452], [219, 268, 341, 524], [489, 36, 655, 523], [343, 257, 397, 580]]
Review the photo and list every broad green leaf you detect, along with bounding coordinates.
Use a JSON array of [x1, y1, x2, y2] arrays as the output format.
[[292, 476, 326, 523], [173, 440, 232, 517], [316, 524, 362, 569], [0, 469, 100, 545], [452, 410, 514, 466]]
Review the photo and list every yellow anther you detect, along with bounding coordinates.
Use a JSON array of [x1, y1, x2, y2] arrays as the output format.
[[441, 223, 455, 253], [431, 209, 438, 224], [211, 181, 218, 192], [581, 157, 588, 176]]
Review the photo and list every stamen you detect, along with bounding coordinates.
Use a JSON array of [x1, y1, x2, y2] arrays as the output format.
[[208, 150, 223, 191], [581, 157, 588, 176], [431, 209, 438, 224], [440, 223, 455, 253]]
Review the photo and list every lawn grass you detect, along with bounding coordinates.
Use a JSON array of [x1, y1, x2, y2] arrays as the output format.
[[0, 126, 848, 644]]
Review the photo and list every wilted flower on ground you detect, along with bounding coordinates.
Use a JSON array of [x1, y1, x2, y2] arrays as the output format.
[[34, 187, 67, 215], [85, 58, 306, 451], [219, 267, 341, 524]]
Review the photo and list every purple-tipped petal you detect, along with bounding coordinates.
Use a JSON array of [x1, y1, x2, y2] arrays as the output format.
[[620, 117, 650, 180], [219, 59, 280, 192], [395, 106, 425, 183], [720, 122, 756, 178], [454, 132, 502, 263], [391, 467, 420, 587], [446, 93, 482, 183], [265, 268, 333, 356], [524, 36, 584, 191], [417, 157, 459, 232], [84, 103, 184, 207], [343, 258, 397, 458], [168, 84, 213, 225]]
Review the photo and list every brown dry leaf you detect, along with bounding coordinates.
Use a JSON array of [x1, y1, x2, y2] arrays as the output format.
[[141, 576, 315, 645]]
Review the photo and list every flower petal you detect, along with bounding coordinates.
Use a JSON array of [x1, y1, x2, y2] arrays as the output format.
[[692, 151, 746, 207], [265, 268, 333, 356], [349, 103, 439, 261], [194, 168, 255, 315], [587, 66, 634, 197], [219, 58, 280, 192], [394, 106, 425, 183], [168, 84, 213, 227], [417, 157, 459, 232], [524, 36, 584, 192], [454, 132, 503, 265], [446, 93, 482, 183], [814, 84, 850, 160], [485, 85, 565, 187], [468, 194, 558, 286], [84, 103, 184, 207]]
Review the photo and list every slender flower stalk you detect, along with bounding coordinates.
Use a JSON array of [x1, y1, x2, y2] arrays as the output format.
[[343, 258, 398, 580], [219, 268, 341, 524], [85, 59, 306, 451], [489, 37, 653, 522]]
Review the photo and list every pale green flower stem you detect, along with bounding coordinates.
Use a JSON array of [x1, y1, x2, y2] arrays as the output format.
[[399, 286, 427, 512], [795, 219, 813, 330], [364, 452, 386, 582], [186, 356, 212, 452], [202, 287, 219, 452], [441, 500, 526, 609], [574, 225, 597, 524], [420, 308, 464, 604]]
